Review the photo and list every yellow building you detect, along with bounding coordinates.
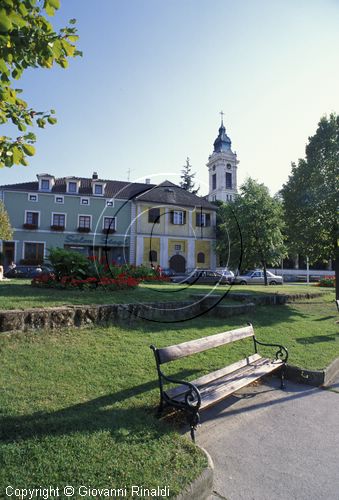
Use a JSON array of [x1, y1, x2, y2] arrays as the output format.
[[133, 181, 216, 273]]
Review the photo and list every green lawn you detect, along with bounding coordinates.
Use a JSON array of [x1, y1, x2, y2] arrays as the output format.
[[0, 279, 330, 310], [0, 292, 337, 496]]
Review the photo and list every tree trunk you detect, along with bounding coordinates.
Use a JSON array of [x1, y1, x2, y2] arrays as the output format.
[[263, 261, 268, 286], [335, 243, 339, 301]]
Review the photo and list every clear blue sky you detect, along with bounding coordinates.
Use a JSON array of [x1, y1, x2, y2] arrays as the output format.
[[1, 0, 339, 195]]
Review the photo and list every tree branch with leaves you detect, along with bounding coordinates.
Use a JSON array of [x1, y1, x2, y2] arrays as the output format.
[[0, 0, 81, 167]]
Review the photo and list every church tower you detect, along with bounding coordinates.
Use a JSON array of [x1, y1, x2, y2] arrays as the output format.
[[207, 115, 238, 202]]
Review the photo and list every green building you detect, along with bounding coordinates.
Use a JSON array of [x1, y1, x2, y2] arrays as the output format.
[[0, 172, 149, 267]]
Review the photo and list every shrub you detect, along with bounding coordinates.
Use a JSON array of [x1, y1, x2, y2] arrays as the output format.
[[318, 275, 335, 287], [48, 248, 90, 281]]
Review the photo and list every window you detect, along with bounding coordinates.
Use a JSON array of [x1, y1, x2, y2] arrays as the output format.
[[94, 184, 103, 195], [149, 250, 157, 262], [148, 208, 160, 223], [197, 252, 205, 263], [196, 213, 211, 227], [80, 197, 90, 206], [106, 200, 113, 207], [28, 194, 38, 202], [103, 217, 116, 230], [24, 242, 44, 263], [171, 211, 186, 225], [68, 181, 77, 193], [52, 213, 65, 227], [78, 215, 91, 229], [212, 174, 216, 190], [174, 244, 181, 251], [55, 195, 64, 204], [41, 179, 50, 190], [227, 163, 232, 170], [25, 212, 39, 225], [226, 172, 232, 189]]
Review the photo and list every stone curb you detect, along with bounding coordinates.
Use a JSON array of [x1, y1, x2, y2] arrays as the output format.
[[286, 357, 339, 387], [175, 446, 214, 500]]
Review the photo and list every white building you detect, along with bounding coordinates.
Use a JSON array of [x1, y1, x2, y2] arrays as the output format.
[[207, 119, 238, 202]]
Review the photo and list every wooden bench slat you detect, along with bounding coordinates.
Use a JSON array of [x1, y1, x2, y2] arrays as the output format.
[[168, 358, 283, 409], [165, 353, 262, 399], [157, 325, 255, 364]]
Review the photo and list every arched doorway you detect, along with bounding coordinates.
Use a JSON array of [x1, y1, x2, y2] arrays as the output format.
[[169, 254, 186, 273]]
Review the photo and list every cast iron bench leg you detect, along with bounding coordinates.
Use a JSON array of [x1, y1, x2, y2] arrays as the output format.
[[189, 412, 200, 442], [280, 364, 287, 390]]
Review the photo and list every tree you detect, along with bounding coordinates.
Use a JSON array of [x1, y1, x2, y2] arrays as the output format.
[[0, 0, 81, 167], [180, 157, 199, 194], [0, 200, 13, 240], [217, 178, 287, 285], [281, 114, 339, 298]]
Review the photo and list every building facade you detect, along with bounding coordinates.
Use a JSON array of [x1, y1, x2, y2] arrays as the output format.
[[134, 181, 217, 272], [207, 120, 238, 202], [0, 174, 217, 272]]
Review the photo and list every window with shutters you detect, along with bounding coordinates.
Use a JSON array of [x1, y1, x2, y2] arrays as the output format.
[[172, 211, 185, 225], [25, 212, 39, 225], [148, 208, 160, 223], [24, 242, 44, 262], [196, 213, 211, 227], [52, 213, 65, 228]]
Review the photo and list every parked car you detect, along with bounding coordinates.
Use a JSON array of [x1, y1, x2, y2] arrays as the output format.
[[4, 265, 53, 279], [161, 268, 177, 278], [219, 269, 235, 284], [172, 270, 232, 285], [234, 270, 283, 285]]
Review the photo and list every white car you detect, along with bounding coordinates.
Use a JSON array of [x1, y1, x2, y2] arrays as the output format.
[[234, 270, 283, 285]]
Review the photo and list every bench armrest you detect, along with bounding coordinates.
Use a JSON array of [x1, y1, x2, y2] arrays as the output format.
[[254, 337, 288, 363], [161, 373, 202, 409]]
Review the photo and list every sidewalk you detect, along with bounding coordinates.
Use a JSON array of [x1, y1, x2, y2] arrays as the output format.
[[194, 376, 339, 500]]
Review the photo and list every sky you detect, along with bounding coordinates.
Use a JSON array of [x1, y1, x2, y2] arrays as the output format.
[[1, 0, 339, 196]]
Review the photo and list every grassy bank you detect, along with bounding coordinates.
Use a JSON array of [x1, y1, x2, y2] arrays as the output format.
[[0, 279, 330, 310], [0, 293, 337, 496]]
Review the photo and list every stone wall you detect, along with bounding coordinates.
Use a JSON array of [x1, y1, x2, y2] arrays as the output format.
[[0, 300, 254, 334]]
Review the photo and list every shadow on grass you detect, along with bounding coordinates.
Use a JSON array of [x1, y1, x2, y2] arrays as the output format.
[[0, 369, 198, 444], [295, 333, 339, 344]]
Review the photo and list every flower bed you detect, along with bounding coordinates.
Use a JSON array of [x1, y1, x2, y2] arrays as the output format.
[[31, 251, 169, 290], [32, 274, 140, 290], [318, 275, 335, 288]]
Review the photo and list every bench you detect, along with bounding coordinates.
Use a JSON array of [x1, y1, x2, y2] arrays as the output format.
[[150, 323, 288, 441]]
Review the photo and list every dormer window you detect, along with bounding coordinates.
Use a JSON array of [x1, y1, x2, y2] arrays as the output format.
[[41, 179, 50, 190], [68, 181, 77, 193], [94, 184, 103, 195], [37, 173, 54, 192]]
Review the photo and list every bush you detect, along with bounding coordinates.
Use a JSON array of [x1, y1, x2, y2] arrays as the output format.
[[48, 248, 90, 281], [318, 275, 335, 287]]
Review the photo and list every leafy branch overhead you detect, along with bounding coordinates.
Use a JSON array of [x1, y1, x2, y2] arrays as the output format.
[[0, 0, 81, 167]]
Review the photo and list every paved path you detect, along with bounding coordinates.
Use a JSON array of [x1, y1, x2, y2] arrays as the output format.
[[194, 376, 339, 500]]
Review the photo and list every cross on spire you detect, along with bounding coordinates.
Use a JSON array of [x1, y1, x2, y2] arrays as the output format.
[[219, 110, 224, 125]]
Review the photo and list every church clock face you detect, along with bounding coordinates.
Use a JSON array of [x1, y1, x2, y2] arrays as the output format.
[[227, 164, 232, 170]]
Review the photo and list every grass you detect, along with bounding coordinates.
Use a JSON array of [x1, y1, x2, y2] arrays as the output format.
[[0, 291, 337, 496], [0, 279, 330, 310]]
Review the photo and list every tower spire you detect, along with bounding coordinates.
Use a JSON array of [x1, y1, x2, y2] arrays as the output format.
[[219, 110, 224, 125]]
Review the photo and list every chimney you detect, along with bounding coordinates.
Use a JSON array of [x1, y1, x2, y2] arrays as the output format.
[[92, 171, 98, 180], [145, 178, 150, 184]]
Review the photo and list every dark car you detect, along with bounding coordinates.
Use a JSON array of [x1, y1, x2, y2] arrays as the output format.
[[4, 265, 53, 279], [172, 270, 232, 285]]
